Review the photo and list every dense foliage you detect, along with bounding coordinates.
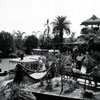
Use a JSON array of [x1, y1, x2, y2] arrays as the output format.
[[24, 35, 39, 54], [0, 83, 36, 100], [0, 31, 14, 57], [13, 30, 25, 50], [39, 33, 54, 49]]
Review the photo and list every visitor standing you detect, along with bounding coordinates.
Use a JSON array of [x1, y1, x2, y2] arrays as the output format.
[[38, 57, 43, 71], [76, 53, 84, 71]]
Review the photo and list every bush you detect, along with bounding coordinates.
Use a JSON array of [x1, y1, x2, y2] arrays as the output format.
[[0, 31, 14, 58], [24, 35, 39, 54], [91, 51, 100, 62]]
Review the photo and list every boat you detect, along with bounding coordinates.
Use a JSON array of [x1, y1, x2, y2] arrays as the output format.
[[13, 63, 51, 84], [9, 55, 45, 73]]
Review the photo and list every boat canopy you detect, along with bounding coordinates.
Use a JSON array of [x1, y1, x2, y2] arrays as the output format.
[[9, 55, 41, 64]]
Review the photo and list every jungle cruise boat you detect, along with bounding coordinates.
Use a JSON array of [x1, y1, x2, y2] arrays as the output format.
[[9, 55, 41, 72]]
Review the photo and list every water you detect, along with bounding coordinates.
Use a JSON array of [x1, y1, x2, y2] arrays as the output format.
[[0, 59, 16, 72]]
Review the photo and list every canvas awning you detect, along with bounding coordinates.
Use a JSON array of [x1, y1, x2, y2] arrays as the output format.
[[81, 15, 100, 25], [9, 55, 40, 63]]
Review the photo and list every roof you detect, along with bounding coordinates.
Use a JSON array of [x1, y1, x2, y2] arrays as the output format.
[[9, 55, 41, 63], [81, 15, 100, 25], [48, 49, 60, 53]]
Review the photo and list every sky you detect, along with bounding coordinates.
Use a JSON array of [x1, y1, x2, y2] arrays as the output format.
[[0, 0, 100, 37]]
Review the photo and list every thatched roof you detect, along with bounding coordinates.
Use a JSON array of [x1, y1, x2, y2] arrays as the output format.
[[81, 15, 100, 25]]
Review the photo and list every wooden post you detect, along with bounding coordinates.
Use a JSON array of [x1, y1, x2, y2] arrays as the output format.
[[59, 75, 63, 95]]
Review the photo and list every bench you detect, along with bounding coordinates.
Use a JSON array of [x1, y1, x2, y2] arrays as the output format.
[[61, 71, 100, 87]]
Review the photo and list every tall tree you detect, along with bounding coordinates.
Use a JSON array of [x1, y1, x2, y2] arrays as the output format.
[[0, 31, 14, 57], [52, 16, 71, 43]]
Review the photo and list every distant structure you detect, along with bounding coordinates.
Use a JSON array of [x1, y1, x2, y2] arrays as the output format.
[[80, 15, 100, 51], [80, 15, 100, 34]]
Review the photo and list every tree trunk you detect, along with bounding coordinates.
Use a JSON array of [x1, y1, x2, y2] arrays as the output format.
[[59, 30, 63, 43], [59, 30, 63, 51]]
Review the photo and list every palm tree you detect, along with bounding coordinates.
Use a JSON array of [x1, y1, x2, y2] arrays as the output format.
[[52, 16, 71, 43], [13, 30, 25, 50], [32, 31, 41, 37], [13, 30, 25, 40]]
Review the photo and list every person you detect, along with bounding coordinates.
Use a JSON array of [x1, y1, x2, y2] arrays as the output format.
[[14, 64, 24, 84], [89, 66, 100, 87], [64, 51, 72, 66], [76, 53, 84, 71], [83, 52, 94, 74], [72, 60, 79, 73], [55, 52, 63, 76], [20, 53, 24, 60], [71, 60, 81, 81], [41, 56, 46, 71], [38, 57, 46, 72], [38, 57, 43, 71]]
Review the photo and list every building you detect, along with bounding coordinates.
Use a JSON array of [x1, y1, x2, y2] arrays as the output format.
[[80, 15, 100, 34]]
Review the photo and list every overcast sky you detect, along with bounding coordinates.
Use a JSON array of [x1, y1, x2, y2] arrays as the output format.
[[0, 0, 100, 37]]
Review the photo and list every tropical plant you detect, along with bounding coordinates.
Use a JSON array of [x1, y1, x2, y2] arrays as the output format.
[[77, 32, 97, 42], [0, 83, 36, 100], [13, 30, 25, 39], [44, 19, 50, 37], [68, 32, 76, 43], [32, 31, 41, 37], [13, 30, 25, 50], [39, 33, 53, 49], [52, 16, 71, 43]]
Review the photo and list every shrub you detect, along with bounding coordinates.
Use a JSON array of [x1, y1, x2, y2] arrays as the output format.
[[91, 51, 100, 62]]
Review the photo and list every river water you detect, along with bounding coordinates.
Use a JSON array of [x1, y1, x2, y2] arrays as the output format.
[[0, 59, 16, 72]]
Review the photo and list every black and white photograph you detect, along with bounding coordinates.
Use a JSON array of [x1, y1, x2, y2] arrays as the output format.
[[0, 0, 100, 100]]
